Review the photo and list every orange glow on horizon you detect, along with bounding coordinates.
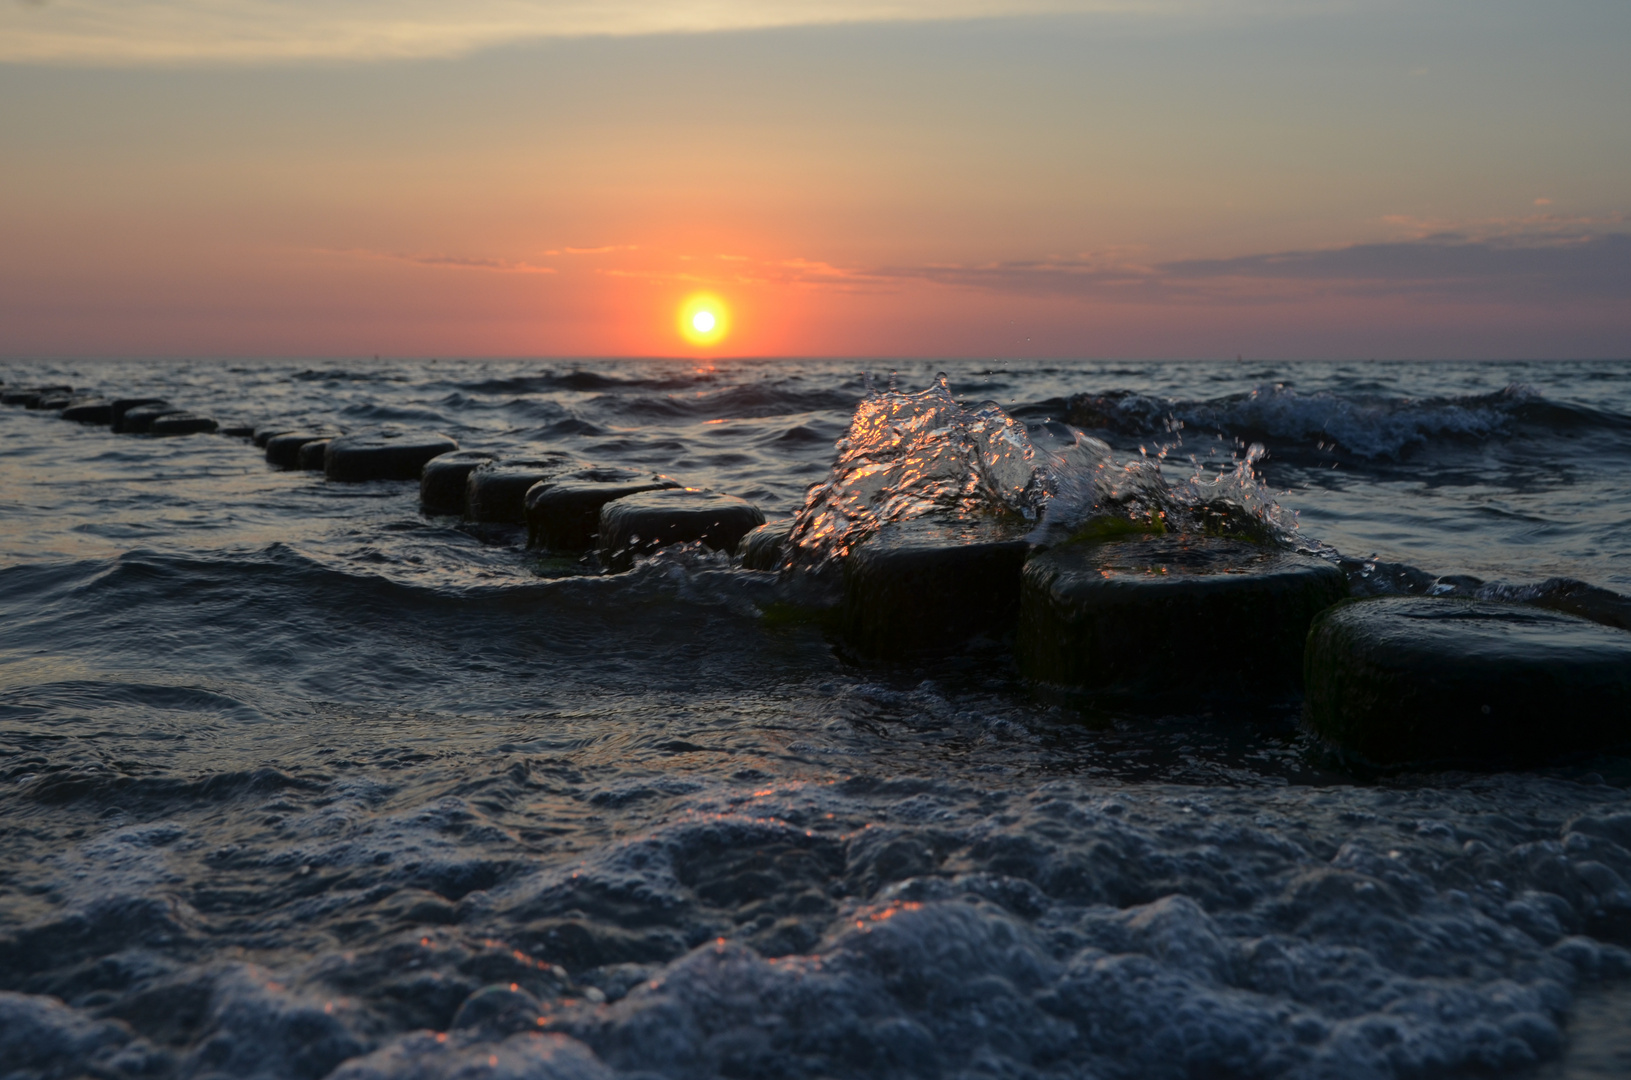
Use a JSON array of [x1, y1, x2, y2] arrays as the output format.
[[677, 292, 730, 349]]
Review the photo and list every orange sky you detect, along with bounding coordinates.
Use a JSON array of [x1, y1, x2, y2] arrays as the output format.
[[1, 2, 1628, 358]]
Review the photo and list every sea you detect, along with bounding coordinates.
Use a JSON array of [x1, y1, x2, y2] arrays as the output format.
[[1, 357, 1628, 1080]]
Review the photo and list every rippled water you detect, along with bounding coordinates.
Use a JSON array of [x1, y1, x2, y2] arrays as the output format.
[[2, 357, 1630, 1080]]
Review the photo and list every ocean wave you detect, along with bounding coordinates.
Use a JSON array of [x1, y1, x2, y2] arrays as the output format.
[[1061, 382, 1631, 459], [339, 403, 459, 426], [0, 546, 810, 687], [20, 763, 315, 808], [593, 383, 860, 422], [0, 680, 270, 730], [292, 369, 411, 384], [454, 371, 710, 395]]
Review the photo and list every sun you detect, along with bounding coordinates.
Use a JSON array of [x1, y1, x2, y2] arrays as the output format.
[[678, 293, 729, 348]]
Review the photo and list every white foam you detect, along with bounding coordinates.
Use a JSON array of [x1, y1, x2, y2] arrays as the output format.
[[0, 991, 135, 1077], [511, 778, 1631, 1079], [181, 963, 371, 1080], [18, 767, 1631, 1079], [327, 1031, 612, 1080]]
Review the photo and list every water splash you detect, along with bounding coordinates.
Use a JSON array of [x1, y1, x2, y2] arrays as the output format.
[[783, 375, 1046, 566], [784, 376, 1299, 568], [1039, 429, 1298, 547]]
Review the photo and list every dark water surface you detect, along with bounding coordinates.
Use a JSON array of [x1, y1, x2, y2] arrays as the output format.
[[1, 358, 1629, 1080]]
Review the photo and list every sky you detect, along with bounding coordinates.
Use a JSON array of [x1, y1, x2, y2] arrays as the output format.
[[1, 0, 1627, 359]]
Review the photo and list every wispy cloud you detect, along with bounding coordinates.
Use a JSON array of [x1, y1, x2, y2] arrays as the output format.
[[1161, 232, 1631, 301], [719, 255, 884, 289], [329, 248, 558, 274], [1, 0, 1218, 66], [600, 252, 884, 291], [877, 251, 1161, 298], [875, 230, 1631, 305], [1376, 211, 1626, 243]]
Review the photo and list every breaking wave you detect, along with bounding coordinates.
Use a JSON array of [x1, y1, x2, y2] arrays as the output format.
[[1063, 382, 1631, 459]]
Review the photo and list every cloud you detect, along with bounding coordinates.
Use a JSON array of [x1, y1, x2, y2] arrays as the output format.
[[878, 253, 1161, 298], [330, 249, 557, 274], [729, 256, 885, 289], [1377, 210, 1623, 243], [873, 232, 1631, 305], [0, 0, 1219, 66], [599, 252, 883, 291], [1162, 232, 1631, 301]]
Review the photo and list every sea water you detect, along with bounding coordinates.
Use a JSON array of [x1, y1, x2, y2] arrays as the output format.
[[0, 357, 1628, 1079]]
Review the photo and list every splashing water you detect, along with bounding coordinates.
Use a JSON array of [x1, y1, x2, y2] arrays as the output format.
[[1039, 432, 1297, 545], [783, 374, 1046, 566], [784, 375, 1302, 568]]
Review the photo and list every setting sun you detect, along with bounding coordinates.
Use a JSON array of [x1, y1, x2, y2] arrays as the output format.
[[677, 293, 729, 348]]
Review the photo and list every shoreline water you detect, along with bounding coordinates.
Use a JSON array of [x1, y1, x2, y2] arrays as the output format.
[[1, 357, 1628, 1079]]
